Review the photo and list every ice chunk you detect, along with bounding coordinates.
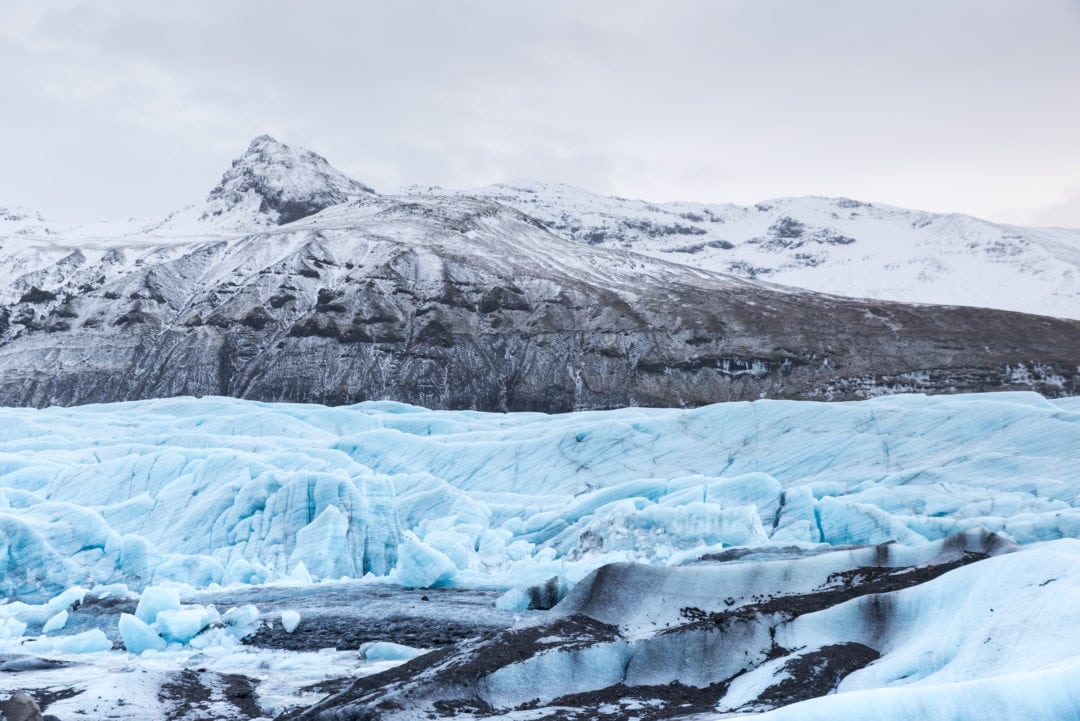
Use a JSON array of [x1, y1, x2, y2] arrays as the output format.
[[119, 612, 166, 654], [85, 583, 134, 602], [1, 617, 27, 639], [223, 605, 260, 626], [422, 520, 479, 570], [134, 586, 181, 624], [225, 556, 268, 586], [156, 606, 219, 644], [24, 628, 111, 654], [280, 610, 301, 633], [47, 586, 88, 612], [494, 587, 530, 611], [393, 532, 456, 588], [287, 561, 314, 585], [358, 641, 425, 661], [41, 609, 68, 634], [495, 576, 571, 611]]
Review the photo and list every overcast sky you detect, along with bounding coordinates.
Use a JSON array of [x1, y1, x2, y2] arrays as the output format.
[[2, 0, 1079, 227]]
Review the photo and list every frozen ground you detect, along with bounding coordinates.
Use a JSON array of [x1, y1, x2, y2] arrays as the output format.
[[0, 392, 1078, 718], [0, 581, 525, 719]]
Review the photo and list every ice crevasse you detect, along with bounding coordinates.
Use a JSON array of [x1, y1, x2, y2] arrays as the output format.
[[0, 391, 1077, 599]]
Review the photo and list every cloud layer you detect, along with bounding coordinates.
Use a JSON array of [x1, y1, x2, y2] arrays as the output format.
[[2, 0, 1078, 227]]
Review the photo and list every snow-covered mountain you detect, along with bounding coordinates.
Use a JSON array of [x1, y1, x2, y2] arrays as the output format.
[[152, 134, 377, 234], [1, 136, 1079, 410], [405, 179, 1080, 320], [0, 206, 54, 237]]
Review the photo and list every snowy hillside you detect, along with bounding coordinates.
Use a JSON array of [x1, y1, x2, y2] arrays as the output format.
[[2, 136, 1079, 411], [0, 392, 1078, 719], [9, 138, 1080, 322], [0, 206, 54, 237], [406, 179, 1080, 319]]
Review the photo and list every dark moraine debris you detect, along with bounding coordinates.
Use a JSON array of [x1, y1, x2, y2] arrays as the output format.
[[525, 576, 571, 610], [158, 668, 263, 721], [749, 643, 880, 710], [281, 535, 1009, 721]]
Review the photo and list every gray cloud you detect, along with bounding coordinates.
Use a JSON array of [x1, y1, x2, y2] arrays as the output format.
[[1, 0, 1078, 227]]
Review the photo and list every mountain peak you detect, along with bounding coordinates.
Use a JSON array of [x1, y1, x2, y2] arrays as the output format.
[[203, 136, 375, 226], [246, 133, 282, 149]]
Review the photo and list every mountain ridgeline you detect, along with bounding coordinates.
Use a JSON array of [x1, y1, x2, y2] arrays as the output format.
[[1, 137, 1078, 411]]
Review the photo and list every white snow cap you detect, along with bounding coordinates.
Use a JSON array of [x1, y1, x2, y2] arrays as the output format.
[[201, 135, 375, 226]]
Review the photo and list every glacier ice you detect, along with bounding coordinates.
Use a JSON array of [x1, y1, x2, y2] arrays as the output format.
[[495, 576, 572, 611], [41, 609, 67, 634], [476, 638, 633, 709], [0, 616, 26, 639], [22, 628, 111, 654], [134, 586, 180, 625], [222, 603, 261, 636], [156, 605, 219, 644], [0, 392, 1078, 601], [392, 531, 457, 589], [0, 392, 1079, 718], [718, 541, 1080, 721], [358, 641, 425, 661], [118, 612, 167, 654], [334, 535, 1078, 721], [730, 663, 1080, 721], [280, 610, 300, 633], [46, 585, 87, 612]]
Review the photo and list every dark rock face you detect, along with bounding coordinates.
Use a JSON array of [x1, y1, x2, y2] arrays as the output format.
[[1, 195, 1078, 411], [1, 692, 43, 721]]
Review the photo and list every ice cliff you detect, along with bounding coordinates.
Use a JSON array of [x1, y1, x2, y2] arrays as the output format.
[[1, 392, 1078, 600]]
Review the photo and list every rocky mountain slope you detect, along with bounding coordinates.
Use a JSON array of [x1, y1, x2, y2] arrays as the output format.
[[1, 137, 1078, 411], [407, 179, 1080, 319]]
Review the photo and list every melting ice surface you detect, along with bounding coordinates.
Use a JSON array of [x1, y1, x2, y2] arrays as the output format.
[[0, 391, 1078, 719]]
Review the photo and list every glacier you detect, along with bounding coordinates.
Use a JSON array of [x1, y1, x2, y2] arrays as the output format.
[[1, 392, 1079, 719], [1, 392, 1079, 601], [288, 534, 1080, 721]]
